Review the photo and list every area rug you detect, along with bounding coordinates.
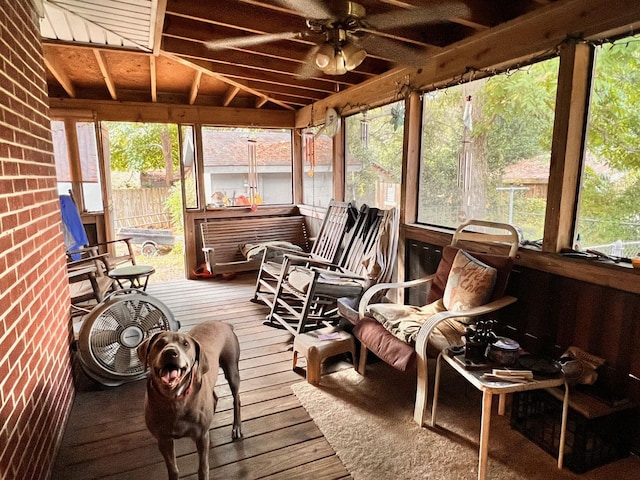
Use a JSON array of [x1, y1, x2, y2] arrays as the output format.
[[291, 362, 639, 480]]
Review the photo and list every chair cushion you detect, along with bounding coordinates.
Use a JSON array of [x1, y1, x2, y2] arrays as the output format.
[[288, 267, 364, 297], [367, 300, 446, 344], [442, 250, 497, 315], [353, 317, 417, 371], [365, 299, 465, 356]]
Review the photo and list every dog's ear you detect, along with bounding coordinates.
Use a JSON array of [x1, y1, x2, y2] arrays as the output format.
[[193, 339, 209, 376], [137, 332, 160, 370]]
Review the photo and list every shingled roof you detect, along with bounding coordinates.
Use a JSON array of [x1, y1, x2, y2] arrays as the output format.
[[202, 129, 332, 167]]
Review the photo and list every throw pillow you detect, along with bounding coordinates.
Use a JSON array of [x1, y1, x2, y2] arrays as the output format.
[[442, 250, 497, 316]]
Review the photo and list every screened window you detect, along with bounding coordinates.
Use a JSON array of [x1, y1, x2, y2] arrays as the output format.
[[52, 120, 72, 195], [418, 58, 559, 242], [302, 131, 333, 207], [577, 35, 640, 258], [51, 120, 103, 212], [345, 101, 404, 208], [181, 125, 198, 210], [201, 127, 293, 206]]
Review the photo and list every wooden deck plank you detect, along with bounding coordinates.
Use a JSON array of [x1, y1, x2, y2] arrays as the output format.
[[52, 275, 352, 480]]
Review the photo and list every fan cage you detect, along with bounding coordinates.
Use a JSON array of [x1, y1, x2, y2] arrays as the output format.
[[78, 289, 178, 386]]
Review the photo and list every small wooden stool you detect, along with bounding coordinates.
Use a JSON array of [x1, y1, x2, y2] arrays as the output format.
[[292, 326, 357, 384]]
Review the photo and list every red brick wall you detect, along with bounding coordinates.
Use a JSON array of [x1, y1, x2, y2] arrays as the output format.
[[0, 1, 75, 479]]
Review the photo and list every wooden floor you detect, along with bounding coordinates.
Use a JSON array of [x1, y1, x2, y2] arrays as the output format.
[[52, 273, 352, 480]]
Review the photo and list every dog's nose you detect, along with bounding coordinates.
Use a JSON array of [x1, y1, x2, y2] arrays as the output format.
[[163, 347, 179, 359]]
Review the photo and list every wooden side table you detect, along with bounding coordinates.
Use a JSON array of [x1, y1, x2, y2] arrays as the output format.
[[292, 326, 357, 384], [108, 265, 156, 291], [432, 350, 569, 480]]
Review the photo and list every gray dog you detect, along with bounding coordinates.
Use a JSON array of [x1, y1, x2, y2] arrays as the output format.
[[137, 321, 242, 480]]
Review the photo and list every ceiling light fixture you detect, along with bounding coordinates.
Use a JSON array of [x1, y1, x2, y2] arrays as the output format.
[[314, 29, 366, 75]]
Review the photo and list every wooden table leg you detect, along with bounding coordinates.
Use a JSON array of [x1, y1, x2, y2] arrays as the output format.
[[558, 383, 569, 469], [498, 394, 506, 415], [478, 391, 493, 480]]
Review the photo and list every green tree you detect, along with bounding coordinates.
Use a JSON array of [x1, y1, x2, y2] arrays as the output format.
[[105, 122, 180, 181], [419, 58, 559, 237], [578, 39, 640, 245], [345, 101, 404, 206]]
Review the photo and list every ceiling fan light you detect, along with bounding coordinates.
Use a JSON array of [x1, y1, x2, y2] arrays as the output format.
[[322, 54, 348, 75], [341, 42, 366, 71], [315, 43, 335, 70]]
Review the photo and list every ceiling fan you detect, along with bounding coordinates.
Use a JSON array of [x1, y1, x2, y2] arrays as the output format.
[[205, 0, 470, 76]]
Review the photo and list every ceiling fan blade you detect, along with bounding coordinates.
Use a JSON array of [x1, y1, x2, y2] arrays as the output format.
[[272, 0, 334, 19], [205, 31, 301, 50], [295, 44, 322, 79], [358, 35, 428, 68], [367, 1, 470, 30]]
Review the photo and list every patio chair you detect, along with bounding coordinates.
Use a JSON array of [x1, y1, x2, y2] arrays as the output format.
[[252, 199, 357, 306], [265, 205, 399, 335], [60, 194, 136, 270], [67, 252, 116, 317], [340, 219, 519, 426]]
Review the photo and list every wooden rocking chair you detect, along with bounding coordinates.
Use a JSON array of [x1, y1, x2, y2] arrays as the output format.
[[252, 199, 356, 306], [265, 206, 399, 335]]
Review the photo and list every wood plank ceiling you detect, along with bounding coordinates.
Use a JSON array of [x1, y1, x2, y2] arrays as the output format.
[[41, 0, 558, 111]]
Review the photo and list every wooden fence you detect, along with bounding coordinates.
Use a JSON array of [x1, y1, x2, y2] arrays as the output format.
[[112, 187, 173, 229]]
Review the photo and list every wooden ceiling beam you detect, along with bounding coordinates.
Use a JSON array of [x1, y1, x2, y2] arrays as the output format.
[[43, 50, 76, 98], [189, 70, 202, 105], [161, 52, 295, 110], [161, 36, 371, 84], [166, 0, 307, 36], [222, 85, 240, 107], [49, 98, 296, 126], [257, 93, 308, 108], [161, 37, 364, 90], [152, 0, 168, 55], [150, 55, 157, 102], [192, 64, 342, 96], [42, 39, 149, 55], [93, 49, 117, 100], [241, 81, 327, 101]]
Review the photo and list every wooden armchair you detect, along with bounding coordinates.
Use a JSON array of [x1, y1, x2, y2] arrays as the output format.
[[340, 220, 519, 426], [265, 206, 399, 335], [67, 252, 116, 317]]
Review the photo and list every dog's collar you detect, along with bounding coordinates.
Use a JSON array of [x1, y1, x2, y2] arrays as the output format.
[[150, 364, 197, 402]]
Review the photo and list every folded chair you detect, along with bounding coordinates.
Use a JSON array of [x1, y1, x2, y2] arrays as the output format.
[[340, 220, 519, 426], [266, 206, 399, 335], [253, 199, 357, 306], [60, 194, 136, 270]]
